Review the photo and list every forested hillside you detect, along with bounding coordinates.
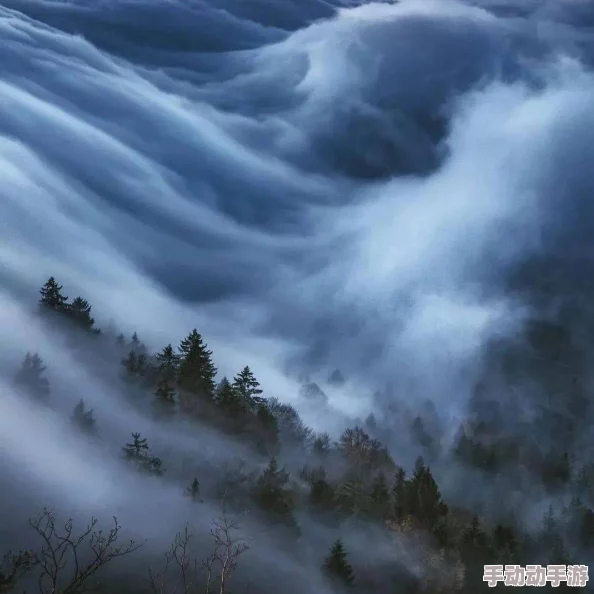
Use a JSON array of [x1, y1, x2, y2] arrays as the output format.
[[1, 277, 593, 593]]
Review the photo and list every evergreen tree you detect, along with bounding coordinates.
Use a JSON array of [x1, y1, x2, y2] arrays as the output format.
[[13, 353, 50, 402], [67, 297, 96, 331], [334, 471, 366, 518], [121, 351, 148, 379], [310, 477, 336, 513], [39, 277, 68, 313], [323, 540, 354, 587], [177, 329, 217, 407], [460, 516, 490, 588], [153, 345, 179, 417], [406, 457, 448, 532], [215, 377, 246, 418], [232, 366, 264, 410], [391, 466, 407, 523], [368, 472, 391, 521], [71, 399, 98, 435], [155, 344, 179, 382], [186, 478, 200, 502], [538, 505, 568, 565], [122, 433, 164, 476], [253, 456, 296, 524]]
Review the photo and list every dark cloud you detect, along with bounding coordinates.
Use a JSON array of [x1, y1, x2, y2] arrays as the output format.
[[2, 0, 594, 589]]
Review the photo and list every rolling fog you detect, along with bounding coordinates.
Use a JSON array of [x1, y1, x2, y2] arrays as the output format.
[[2, 0, 594, 591]]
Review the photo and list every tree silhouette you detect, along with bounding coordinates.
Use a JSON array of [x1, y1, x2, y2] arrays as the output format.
[[178, 329, 217, 409], [323, 539, 354, 587], [71, 399, 98, 435], [232, 366, 264, 410], [123, 433, 164, 476], [13, 353, 50, 402], [39, 277, 68, 313], [67, 296, 96, 332]]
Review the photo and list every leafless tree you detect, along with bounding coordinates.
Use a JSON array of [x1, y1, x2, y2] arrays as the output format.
[[148, 523, 198, 594], [202, 501, 250, 594], [29, 507, 142, 594], [149, 496, 250, 594]]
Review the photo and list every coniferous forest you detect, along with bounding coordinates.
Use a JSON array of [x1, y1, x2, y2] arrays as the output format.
[[1, 276, 593, 593]]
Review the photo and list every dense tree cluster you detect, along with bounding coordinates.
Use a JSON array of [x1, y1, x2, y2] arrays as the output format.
[[2, 277, 594, 593]]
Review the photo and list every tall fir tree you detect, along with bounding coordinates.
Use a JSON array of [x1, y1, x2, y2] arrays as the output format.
[[155, 344, 179, 382], [39, 277, 68, 314], [215, 377, 246, 418], [368, 471, 391, 521], [310, 476, 336, 513], [232, 366, 264, 410], [71, 399, 98, 435], [177, 329, 217, 409], [121, 351, 149, 380], [323, 540, 354, 587], [153, 344, 179, 418], [253, 456, 296, 526], [406, 457, 448, 532], [13, 353, 50, 402], [67, 297, 96, 331], [391, 466, 407, 523], [122, 433, 164, 476]]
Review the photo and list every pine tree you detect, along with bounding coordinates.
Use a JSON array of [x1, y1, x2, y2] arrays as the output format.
[[122, 433, 164, 476], [121, 351, 148, 379], [368, 472, 391, 521], [123, 433, 149, 459], [186, 478, 200, 502], [323, 539, 354, 587], [71, 399, 98, 435], [13, 353, 50, 402], [460, 515, 490, 586], [215, 377, 246, 418], [539, 505, 567, 565], [155, 345, 179, 383], [310, 477, 336, 513], [391, 466, 407, 523], [153, 345, 179, 418], [177, 329, 217, 408], [406, 457, 448, 531], [253, 456, 296, 524], [39, 277, 68, 313], [67, 297, 96, 331], [232, 366, 264, 410]]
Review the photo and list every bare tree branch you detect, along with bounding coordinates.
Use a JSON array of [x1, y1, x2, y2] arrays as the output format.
[[149, 494, 250, 594], [202, 494, 250, 594], [149, 524, 197, 594], [28, 508, 142, 594]]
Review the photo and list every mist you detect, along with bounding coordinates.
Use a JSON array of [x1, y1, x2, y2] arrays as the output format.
[[2, 0, 594, 592]]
